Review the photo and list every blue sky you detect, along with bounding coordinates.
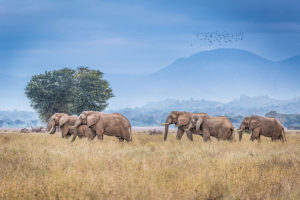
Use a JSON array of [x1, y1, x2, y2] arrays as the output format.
[[1, 0, 300, 76], [0, 0, 300, 111]]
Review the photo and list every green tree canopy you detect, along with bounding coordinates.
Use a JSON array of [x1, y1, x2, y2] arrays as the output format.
[[25, 67, 113, 121]]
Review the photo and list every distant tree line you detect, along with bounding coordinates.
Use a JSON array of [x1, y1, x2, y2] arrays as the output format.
[[25, 67, 113, 122], [0, 111, 42, 128]]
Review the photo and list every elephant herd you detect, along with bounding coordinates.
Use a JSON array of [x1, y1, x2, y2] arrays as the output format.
[[47, 110, 287, 143], [47, 111, 132, 142]]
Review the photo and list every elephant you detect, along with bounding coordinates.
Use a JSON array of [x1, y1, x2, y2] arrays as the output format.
[[161, 111, 208, 141], [47, 113, 77, 138], [185, 115, 235, 141], [20, 128, 30, 133], [69, 125, 96, 141], [72, 111, 132, 142], [31, 126, 44, 133], [238, 115, 286, 142]]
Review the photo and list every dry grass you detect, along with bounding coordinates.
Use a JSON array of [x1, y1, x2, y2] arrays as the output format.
[[0, 132, 299, 200]]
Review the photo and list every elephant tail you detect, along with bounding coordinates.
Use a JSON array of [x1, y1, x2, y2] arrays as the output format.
[[281, 128, 287, 142], [129, 125, 132, 141], [228, 128, 234, 141]]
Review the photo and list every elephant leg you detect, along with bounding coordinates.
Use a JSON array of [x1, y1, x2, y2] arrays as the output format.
[[71, 134, 77, 142], [123, 135, 131, 142], [71, 127, 79, 142], [96, 128, 104, 140], [121, 128, 131, 142], [257, 135, 261, 142], [278, 134, 284, 142], [250, 128, 260, 141], [89, 133, 96, 141], [272, 133, 280, 141], [186, 131, 193, 141], [202, 128, 211, 142], [119, 137, 125, 142], [227, 129, 234, 141], [61, 126, 69, 138], [65, 132, 72, 138], [228, 132, 234, 141], [176, 128, 184, 140]]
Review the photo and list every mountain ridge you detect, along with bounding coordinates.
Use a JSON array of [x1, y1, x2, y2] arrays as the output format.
[[107, 95, 300, 127], [106, 48, 300, 108]]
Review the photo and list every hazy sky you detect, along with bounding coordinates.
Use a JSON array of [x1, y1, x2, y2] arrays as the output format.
[[0, 0, 300, 76]]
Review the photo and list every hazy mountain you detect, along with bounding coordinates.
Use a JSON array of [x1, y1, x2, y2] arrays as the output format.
[[268, 100, 300, 114], [105, 48, 300, 108], [226, 95, 293, 108], [1, 48, 300, 110]]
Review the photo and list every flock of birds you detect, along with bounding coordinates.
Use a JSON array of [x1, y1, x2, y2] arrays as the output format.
[[190, 31, 245, 47]]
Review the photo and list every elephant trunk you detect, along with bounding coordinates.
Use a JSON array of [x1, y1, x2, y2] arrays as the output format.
[[71, 126, 78, 142], [164, 124, 169, 141], [239, 129, 243, 141]]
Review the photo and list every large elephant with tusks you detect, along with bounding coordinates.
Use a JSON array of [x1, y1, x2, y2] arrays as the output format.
[[161, 111, 208, 141]]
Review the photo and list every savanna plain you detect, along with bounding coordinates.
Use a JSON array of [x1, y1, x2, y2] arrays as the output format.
[[0, 131, 299, 200]]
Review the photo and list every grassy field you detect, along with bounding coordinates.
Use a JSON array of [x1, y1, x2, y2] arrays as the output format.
[[0, 131, 299, 200]]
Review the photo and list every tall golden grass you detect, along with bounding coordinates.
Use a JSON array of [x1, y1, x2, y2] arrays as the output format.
[[0, 131, 299, 200]]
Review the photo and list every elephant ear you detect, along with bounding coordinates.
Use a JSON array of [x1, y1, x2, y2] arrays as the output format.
[[87, 114, 100, 128], [195, 116, 203, 131], [177, 113, 191, 127], [59, 115, 69, 127], [249, 119, 261, 130]]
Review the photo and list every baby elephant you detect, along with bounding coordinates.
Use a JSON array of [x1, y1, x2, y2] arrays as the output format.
[[70, 125, 96, 142]]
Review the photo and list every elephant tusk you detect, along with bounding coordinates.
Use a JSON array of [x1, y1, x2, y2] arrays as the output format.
[[160, 123, 169, 125], [47, 127, 54, 134]]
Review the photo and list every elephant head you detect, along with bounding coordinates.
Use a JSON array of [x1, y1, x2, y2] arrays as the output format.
[[47, 113, 71, 134], [161, 111, 191, 141], [239, 116, 261, 141], [239, 117, 250, 141], [74, 111, 100, 130]]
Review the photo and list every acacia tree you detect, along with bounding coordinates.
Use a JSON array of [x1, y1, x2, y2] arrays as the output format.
[[25, 67, 113, 121]]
